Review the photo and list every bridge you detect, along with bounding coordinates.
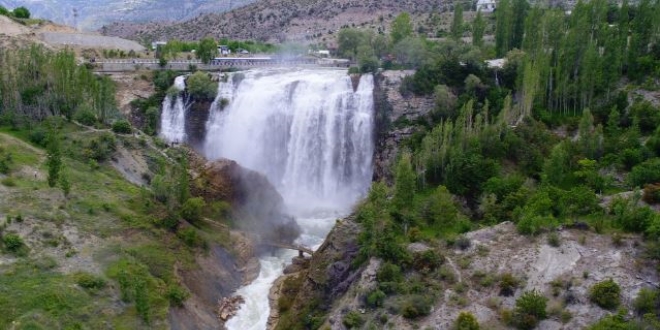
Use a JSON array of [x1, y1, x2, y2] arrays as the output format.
[[91, 57, 350, 73], [259, 241, 315, 257]]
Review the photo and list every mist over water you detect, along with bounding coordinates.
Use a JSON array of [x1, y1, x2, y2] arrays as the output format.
[[202, 68, 375, 330], [160, 76, 188, 144]]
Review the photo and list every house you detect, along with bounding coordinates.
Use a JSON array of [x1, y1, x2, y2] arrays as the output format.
[[218, 45, 231, 56], [151, 41, 167, 50], [477, 0, 497, 12], [308, 49, 331, 58]]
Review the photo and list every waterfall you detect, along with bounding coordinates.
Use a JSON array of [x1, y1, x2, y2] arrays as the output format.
[[160, 76, 188, 144], [205, 68, 375, 216], [199, 68, 375, 330]]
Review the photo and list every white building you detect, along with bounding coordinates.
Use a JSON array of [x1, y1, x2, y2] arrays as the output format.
[[477, 0, 497, 12]]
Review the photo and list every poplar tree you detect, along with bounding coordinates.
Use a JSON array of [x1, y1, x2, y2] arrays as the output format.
[[450, 4, 464, 41], [472, 10, 485, 47]]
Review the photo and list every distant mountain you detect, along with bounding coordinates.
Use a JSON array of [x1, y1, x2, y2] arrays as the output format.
[[102, 0, 448, 44], [0, 0, 258, 30]]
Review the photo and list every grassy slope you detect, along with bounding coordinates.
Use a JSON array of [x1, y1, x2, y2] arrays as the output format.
[[0, 126, 208, 329]]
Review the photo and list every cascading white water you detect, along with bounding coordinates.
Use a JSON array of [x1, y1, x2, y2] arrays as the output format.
[[205, 69, 374, 215], [160, 76, 188, 143], [204, 68, 375, 330]]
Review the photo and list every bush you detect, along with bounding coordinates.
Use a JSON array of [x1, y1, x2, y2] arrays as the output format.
[[547, 232, 561, 247], [633, 287, 658, 316], [366, 289, 386, 307], [177, 227, 205, 248], [401, 294, 434, 319], [112, 120, 132, 134], [454, 311, 480, 330], [187, 71, 218, 100], [589, 279, 621, 310], [74, 272, 107, 291], [643, 183, 660, 204], [628, 158, 660, 187], [498, 273, 520, 296], [74, 108, 97, 126], [180, 197, 206, 223], [3, 233, 27, 256], [514, 290, 548, 330], [166, 285, 189, 307], [12, 6, 30, 19], [377, 262, 403, 283], [342, 310, 364, 328]]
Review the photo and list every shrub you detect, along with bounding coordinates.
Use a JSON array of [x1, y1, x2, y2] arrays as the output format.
[[112, 120, 132, 134], [514, 290, 548, 330], [180, 197, 206, 223], [589, 279, 621, 310], [401, 294, 433, 319], [12, 6, 30, 19], [342, 310, 364, 328], [1, 177, 16, 187], [547, 232, 561, 247], [377, 262, 403, 283], [454, 311, 480, 330], [3, 233, 27, 255], [178, 227, 205, 248], [633, 287, 658, 316], [643, 183, 660, 204], [456, 235, 471, 250], [74, 108, 97, 126], [366, 289, 386, 307], [166, 285, 189, 307], [628, 158, 660, 187], [74, 272, 107, 291], [187, 71, 218, 100], [498, 273, 520, 296], [412, 249, 444, 273]]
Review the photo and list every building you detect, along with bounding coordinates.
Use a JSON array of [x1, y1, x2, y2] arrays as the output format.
[[151, 41, 167, 50], [218, 45, 231, 56], [477, 0, 497, 12]]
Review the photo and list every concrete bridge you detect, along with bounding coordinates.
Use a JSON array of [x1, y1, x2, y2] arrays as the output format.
[[92, 57, 350, 72]]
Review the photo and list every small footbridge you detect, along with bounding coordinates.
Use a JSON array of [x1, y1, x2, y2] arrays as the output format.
[[259, 241, 314, 257]]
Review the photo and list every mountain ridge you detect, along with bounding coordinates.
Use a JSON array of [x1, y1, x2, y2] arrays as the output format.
[[100, 0, 453, 44], [0, 0, 258, 30]]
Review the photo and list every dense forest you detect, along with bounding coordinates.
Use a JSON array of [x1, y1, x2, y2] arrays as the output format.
[[278, 0, 660, 329]]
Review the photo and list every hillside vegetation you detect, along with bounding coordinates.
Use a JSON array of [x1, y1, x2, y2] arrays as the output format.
[[276, 0, 660, 329], [101, 0, 462, 45], [0, 42, 243, 328]]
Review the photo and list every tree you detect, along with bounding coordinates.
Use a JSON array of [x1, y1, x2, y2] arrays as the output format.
[[59, 169, 71, 197], [450, 4, 464, 41], [46, 130, 62, 188], [472, 10, 485, 47], [197, 37, 217, 64], [187, 71, 218, 100], [391, 12, 413, 45], [495, 0, 513, 56], [393, 150, 416, 212], [0, 6, 9, 16], [337, 28, 369, 60], [12, 6, 30, 19]]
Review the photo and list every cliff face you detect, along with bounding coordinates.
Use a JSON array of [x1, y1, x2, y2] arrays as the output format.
[[192, 158, 301, 245], [273, 217, 362, 330], [372, 70, 434, 183]]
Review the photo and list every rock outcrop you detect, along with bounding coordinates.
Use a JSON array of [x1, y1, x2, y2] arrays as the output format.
[[192, 158, 301, 245]]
